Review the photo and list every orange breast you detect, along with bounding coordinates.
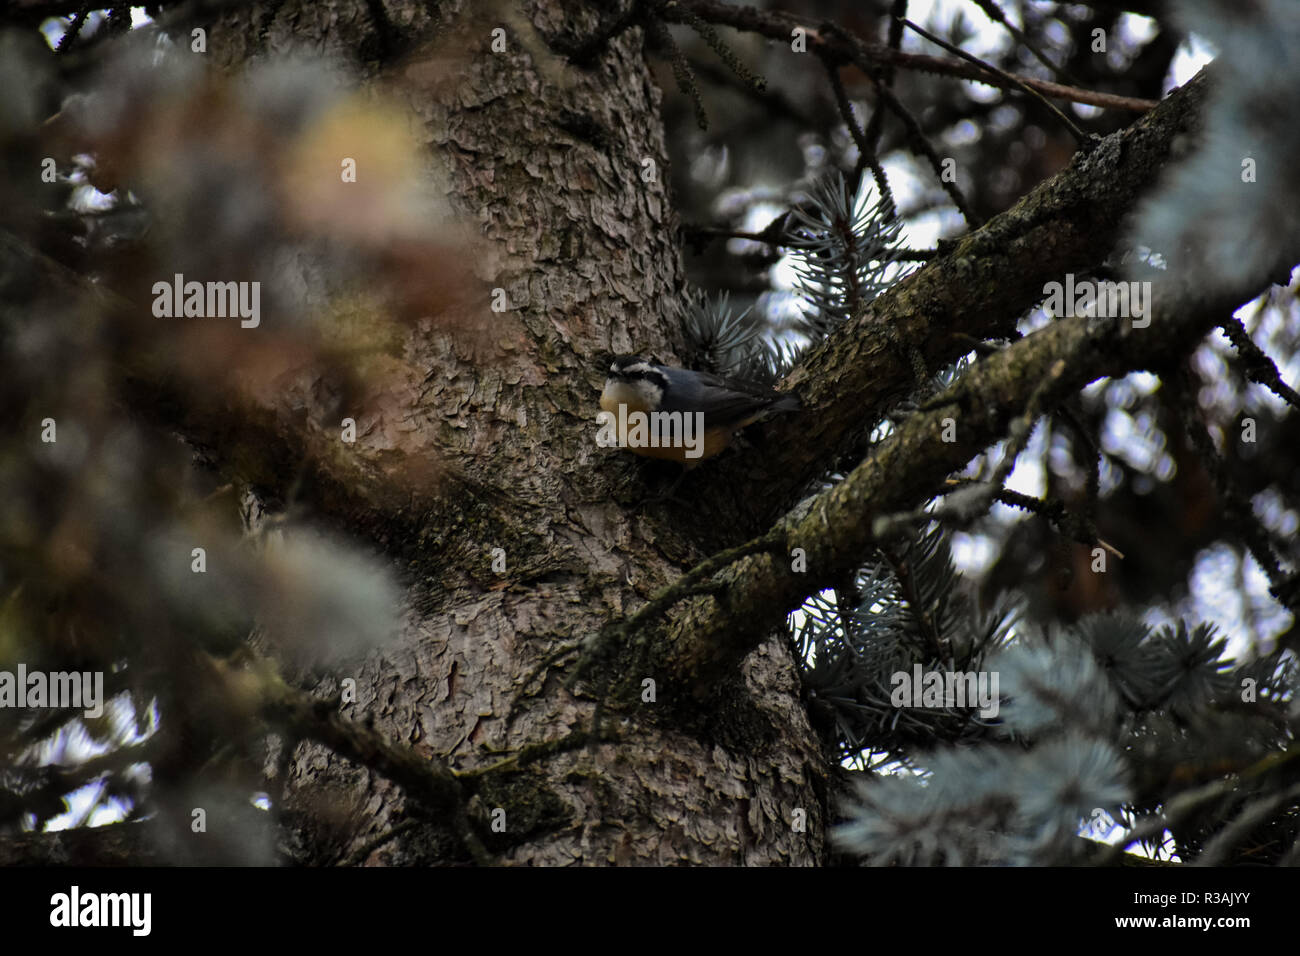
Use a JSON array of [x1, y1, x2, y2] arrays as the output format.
[[599, 393, 733, 468], [623, 427, 733, 467]]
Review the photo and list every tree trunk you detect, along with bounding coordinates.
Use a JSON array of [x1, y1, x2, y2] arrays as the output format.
[[206, 0, 826, 865]]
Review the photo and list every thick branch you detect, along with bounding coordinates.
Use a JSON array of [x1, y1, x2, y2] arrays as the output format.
[[664, 293, 1275, 691], [633, 69, 1300, 690], [0, 820, 170, 866], [719, 70, 1211, 514]]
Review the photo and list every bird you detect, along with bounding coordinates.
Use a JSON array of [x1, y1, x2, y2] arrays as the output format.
[[597, 355, 800, 468]]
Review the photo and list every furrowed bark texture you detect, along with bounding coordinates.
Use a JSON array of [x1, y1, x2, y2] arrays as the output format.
[[202, 0, 826, 865]]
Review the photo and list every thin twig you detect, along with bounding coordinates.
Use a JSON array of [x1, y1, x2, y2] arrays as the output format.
[[860, 0, 909, 177], [870, 79, 982, 226], [1221, 313, 1300, 411], [1099, 745, 1300, 865], [824, 58, 896, 215], [1193, 782, 1300, 867], [660, 1, 1158, 113], [666, 0, 766, 92], [899, 17, 1092, 147], [986, 485, 1124, 558], [1173, 364, 1294, 612], [56, 3, 92, 54], [969, 0, 1079, 87], [645, 14, 709, 130]]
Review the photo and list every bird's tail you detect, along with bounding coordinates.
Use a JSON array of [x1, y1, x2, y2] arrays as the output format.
[[748, 393, 800, 424], [769, 393, 801, 414]]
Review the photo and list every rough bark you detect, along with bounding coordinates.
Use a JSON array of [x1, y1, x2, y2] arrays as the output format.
[[185, 0, 828, 866]]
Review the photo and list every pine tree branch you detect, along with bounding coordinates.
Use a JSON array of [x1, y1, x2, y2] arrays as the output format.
[[672, 286, 1277, 689], [715, 71, 1215, 516], [592, 71, 1255, 691], [1100, 744, 1300, 865], [659, 0, 1159, 113]]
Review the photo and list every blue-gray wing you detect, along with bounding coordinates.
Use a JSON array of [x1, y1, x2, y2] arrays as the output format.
[[660, 370, 800, 428]]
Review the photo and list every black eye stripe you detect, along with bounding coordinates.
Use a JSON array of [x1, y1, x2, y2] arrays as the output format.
[[606, 359, 666, 388]]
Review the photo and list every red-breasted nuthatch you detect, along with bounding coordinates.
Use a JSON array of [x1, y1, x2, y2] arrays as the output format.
[[598, 355, 800, 466]]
